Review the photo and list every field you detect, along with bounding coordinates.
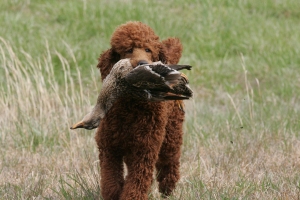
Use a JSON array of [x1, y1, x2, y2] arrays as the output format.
[[1, 0, 300, 199]]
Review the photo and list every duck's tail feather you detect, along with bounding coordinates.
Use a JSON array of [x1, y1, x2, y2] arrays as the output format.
[[167, 64, 192, 71]]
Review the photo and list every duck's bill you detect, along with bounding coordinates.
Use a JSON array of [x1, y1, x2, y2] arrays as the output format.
[[70, 121, 85, 129]]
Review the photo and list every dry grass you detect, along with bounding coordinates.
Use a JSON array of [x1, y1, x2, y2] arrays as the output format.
[[0, 38, 101, 199], [1, 37, 300, 199]]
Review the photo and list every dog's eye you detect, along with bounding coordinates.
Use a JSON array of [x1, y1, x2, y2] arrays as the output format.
[[126, 49, 133, 54], [145, 48, 151, 53]]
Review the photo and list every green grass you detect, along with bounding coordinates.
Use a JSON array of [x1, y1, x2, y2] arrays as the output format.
[[1, 0, 300, 199]]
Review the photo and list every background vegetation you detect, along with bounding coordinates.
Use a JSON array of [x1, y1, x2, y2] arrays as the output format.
[[1, 0, 300, 199]]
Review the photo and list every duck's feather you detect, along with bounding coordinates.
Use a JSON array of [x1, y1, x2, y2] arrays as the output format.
[[124, 65, 181, 90]]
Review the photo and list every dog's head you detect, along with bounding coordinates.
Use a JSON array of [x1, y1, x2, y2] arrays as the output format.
[[97, 21, 182, 80], [111, 21, 161, 67]]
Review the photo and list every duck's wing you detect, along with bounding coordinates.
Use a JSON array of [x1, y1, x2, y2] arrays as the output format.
[[124, 64, 181, 90], [148, 73, 193, 101], [146, 90, 191, 101], [170, 73, 193, 97], [125, 63, 193, 100], [149, 64, 193, 98]]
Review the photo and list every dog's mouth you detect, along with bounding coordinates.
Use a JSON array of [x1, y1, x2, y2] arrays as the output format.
[[131, 59, 152, 68]]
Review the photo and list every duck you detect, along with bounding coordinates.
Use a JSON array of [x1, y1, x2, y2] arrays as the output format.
[[70, 58, 193, 130]]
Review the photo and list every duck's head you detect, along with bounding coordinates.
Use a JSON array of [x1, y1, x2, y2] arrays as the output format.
[[70, 112, 101, 130]]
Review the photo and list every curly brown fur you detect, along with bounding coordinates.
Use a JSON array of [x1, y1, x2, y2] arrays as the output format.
[[95, 21, 184, 200]]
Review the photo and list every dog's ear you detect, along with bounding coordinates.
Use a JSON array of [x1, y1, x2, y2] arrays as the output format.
[[159, 38, 183, 64], [97, 48, 120, 81]]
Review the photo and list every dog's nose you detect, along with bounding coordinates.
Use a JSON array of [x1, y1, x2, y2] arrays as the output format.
[[137, 60, 148, 66]]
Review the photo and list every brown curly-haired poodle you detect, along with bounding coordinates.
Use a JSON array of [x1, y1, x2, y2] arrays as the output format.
[[95, 21, 185, 200]]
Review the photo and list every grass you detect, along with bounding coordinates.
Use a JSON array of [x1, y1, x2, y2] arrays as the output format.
[[1, 0, 300, 199]]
